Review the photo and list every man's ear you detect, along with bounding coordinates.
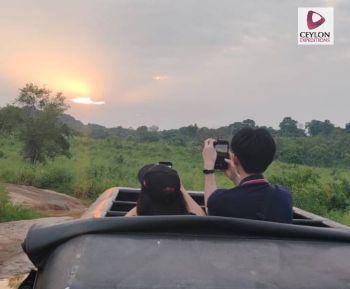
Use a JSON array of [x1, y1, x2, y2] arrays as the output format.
[[229, 152, 239, 166], [232, 154, 240, 167]]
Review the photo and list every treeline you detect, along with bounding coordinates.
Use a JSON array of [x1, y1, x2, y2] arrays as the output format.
[[59, 115, 350, 168], [61, 115, 350, 141], [1, 84, 350, 168]]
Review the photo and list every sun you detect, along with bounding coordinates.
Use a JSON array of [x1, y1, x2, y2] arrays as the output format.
[[53, 79, 91, 96], [48, 78, 105, 105]]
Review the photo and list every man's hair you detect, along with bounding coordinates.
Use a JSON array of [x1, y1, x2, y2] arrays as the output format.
[[230, 127, 276, 174]]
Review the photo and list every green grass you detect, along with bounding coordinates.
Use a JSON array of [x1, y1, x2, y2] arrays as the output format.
[[266, 162, 350, 223], [1, 136, 350, 225], [325, 210, 350, 225], [0, 183, 44, 222], [0, 136, 232, 197]]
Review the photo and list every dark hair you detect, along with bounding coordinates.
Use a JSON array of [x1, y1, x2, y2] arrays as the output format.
[[230, 127, 276, 174], [136, 167, 188, 216]]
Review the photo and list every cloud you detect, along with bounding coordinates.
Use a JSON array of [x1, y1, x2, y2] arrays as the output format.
[[1, 0, 350, 129], [71, 97, 105, 105]]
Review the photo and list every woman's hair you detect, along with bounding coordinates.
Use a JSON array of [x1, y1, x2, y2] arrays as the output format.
[[136, 165, 188, 216]]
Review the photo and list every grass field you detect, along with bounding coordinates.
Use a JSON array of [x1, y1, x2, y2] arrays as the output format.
[[0, 136, 232, 196], [1, 136, 350, 224]]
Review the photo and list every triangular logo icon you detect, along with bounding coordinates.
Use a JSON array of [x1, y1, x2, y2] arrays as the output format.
[[307, 10, 325, 30]]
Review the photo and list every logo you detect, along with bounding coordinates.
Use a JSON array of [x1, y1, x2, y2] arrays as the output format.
[[307, 10, 325, 29], [298, 7, 334, 45]]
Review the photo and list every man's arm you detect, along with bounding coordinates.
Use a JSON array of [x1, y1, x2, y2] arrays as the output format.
[[202, 138, 217, 207]]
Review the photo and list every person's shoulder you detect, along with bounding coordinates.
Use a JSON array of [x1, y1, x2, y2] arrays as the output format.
[[272, 184, 293, 207], [210, 187, 236, 198], [274, 184, 292, 196], [270, 184, 293, 223], [207, 188, 236, 215], [208, 187, 237, 205]]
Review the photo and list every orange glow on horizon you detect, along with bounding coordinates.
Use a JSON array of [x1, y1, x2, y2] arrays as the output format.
[[3, 49, 168, 107], [71, 97, 105, 105], [3, 48, 104, 101]]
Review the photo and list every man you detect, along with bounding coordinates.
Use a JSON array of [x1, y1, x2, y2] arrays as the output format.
[[202, 127, 293, 223]]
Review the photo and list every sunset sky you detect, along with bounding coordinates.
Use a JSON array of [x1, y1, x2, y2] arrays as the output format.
[[0, 0, 349, 129]]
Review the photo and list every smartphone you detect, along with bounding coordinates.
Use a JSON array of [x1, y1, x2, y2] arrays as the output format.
[[158, 161, 173, 168], [214, 140, 229, 170]]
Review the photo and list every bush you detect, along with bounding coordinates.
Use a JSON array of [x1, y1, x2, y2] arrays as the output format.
[[15, 168, 37, 185], [72, 178, 93, 199], [324, 178, 350, 211], [268, 167, 319, 191], [34, 166, 73, 193], [293, 185, 328, 216], [269, 167, 328, 216]]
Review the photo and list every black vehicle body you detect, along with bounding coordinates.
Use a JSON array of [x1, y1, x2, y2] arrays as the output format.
[[21, 187, 350, 289]]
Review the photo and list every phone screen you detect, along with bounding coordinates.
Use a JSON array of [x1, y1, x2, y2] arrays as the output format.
[[215, 144, 229, 154], [214, 141, 229, 170]]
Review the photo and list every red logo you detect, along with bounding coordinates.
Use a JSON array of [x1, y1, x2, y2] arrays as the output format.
[[307, 10, 325, 30]]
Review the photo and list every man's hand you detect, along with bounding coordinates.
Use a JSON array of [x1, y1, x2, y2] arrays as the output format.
[[202, 138, 217, 169], [224, 157, 241, 186]]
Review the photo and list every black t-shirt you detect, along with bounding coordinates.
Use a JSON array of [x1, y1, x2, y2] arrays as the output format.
[[207, 175, 293, 223]]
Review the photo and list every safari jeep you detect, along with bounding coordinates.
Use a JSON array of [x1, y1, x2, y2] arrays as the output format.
[[21, 187, 350, 289]]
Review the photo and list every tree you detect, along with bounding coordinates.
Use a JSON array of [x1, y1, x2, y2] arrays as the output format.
[[87, 123, 109, 139], [306, 120, 335, 136], [345, 123, 350, 134], [14, 83, 71, 163], [149, 125, 159, 132], [136, 125, 148, 133], [276, 138, 304, 166], [279, 117, 305, 137], [179, 124, 198, 138], [242, 119, 256, 128], [196, 127, 216, 143], [16, 83, 68, 113], [0, 105, 24, 134], [229, 119, 256, 135], [136, 125, 160, 142], [344, 122, 350, 133]]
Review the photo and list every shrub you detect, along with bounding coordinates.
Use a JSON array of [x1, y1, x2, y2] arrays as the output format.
[[34, 166, 73, 193]]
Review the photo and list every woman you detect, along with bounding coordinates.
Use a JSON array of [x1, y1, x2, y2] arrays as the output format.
[[125, 164, 206, 216]]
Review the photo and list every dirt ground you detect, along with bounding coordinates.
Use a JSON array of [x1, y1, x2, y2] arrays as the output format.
[[0, 184, 88, 288]]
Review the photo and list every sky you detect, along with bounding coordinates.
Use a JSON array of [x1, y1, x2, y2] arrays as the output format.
[[0, 0, 349, 129]]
